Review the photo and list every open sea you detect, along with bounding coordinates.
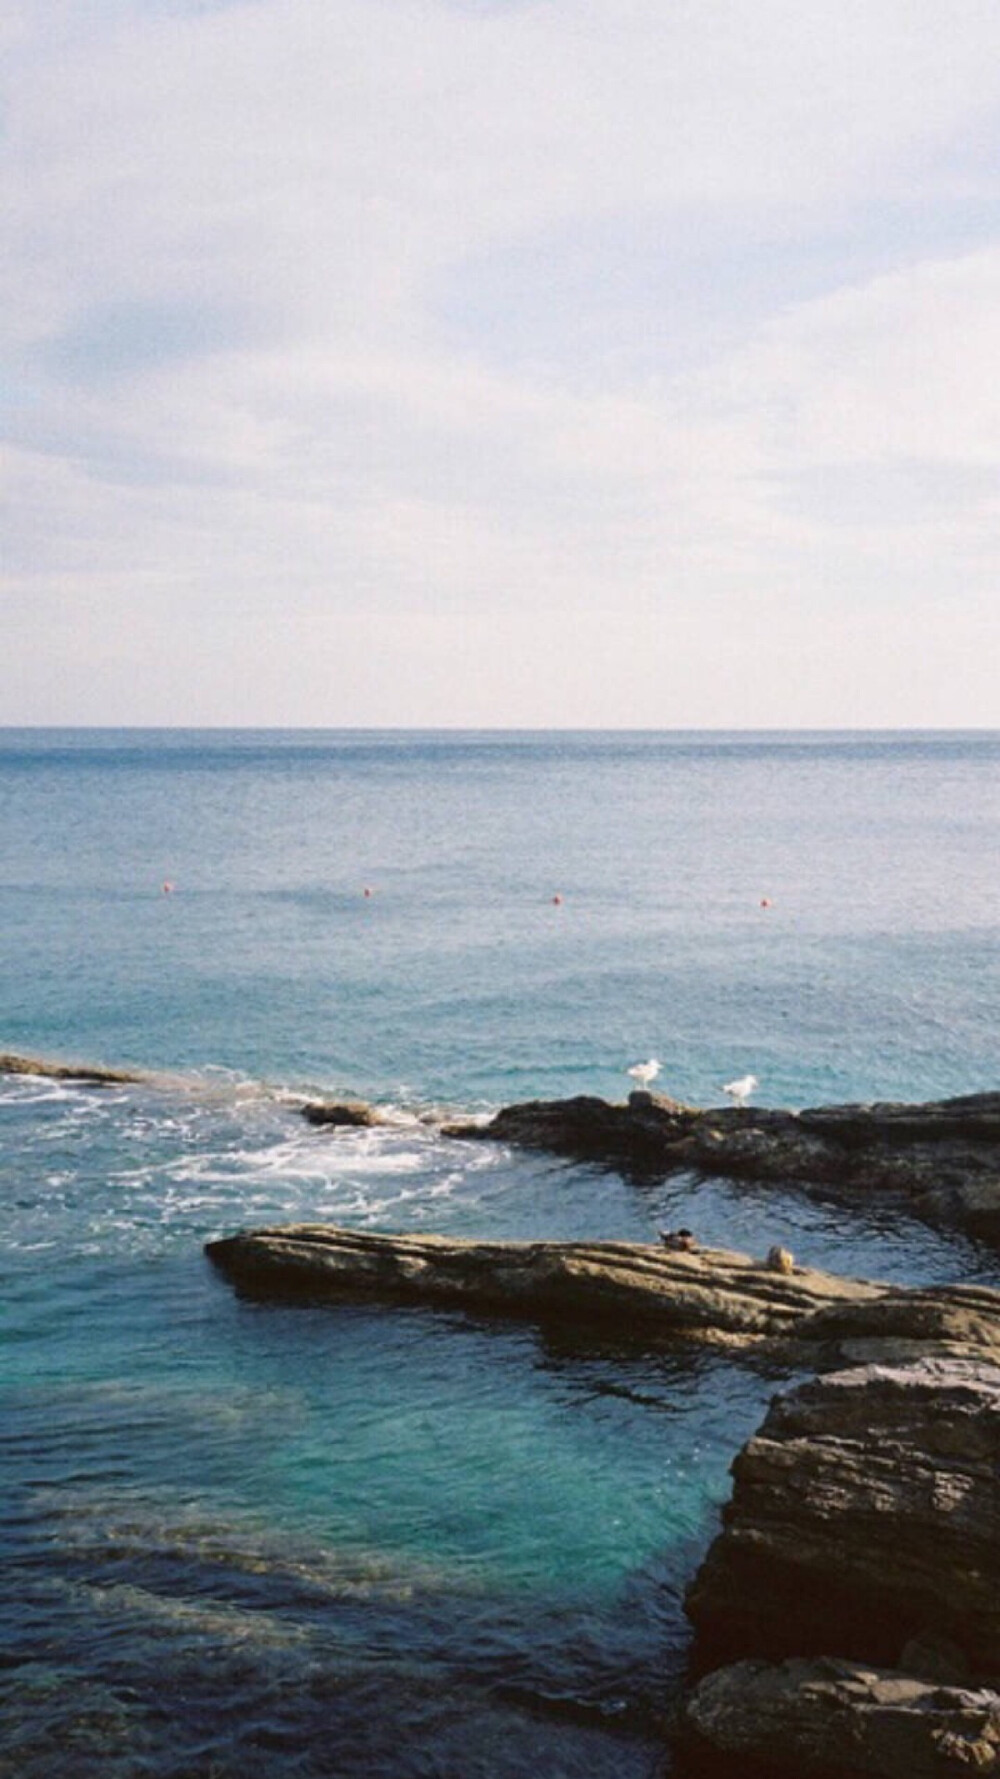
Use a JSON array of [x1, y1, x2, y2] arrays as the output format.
[[2, 728, 999, 1777]]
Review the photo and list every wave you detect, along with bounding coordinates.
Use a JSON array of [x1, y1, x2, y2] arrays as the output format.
[[0, 1046, 489, 1124]]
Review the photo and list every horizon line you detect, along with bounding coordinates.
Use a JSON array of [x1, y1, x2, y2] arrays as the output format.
[[0, 724, 997, 736]]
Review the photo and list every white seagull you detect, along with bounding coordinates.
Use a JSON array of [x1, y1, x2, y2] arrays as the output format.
[[627, 1058, 661, 1090], [722, 1073, 758, 1107]]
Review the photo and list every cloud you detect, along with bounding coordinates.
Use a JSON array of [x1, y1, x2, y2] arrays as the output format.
[[3, 0, 1000, 722]]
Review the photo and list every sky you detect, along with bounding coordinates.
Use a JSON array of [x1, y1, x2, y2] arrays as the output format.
[[3, 0, 1000, 727]]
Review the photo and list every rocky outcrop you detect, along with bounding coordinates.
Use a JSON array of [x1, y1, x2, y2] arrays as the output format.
[[205, 1225, 1000, 1366], [203, 1210, 1000, 1776], [685, 1359, 1000, 1676], [0, 1050, 148, 1086], [681, 1359, 1000, 1775], [444, 1090, 1000, 1238], [682, 1657, 1000, 1778], [206, 1224, 879, 1346]]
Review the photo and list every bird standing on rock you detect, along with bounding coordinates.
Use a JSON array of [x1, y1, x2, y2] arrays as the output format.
[[722, 1073, 758, 1107], [627, 1058, 661, 1090]]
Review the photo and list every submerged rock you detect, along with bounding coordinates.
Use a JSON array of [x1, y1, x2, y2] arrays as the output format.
[[685, 1358, 1000, 1676], [682, 1656, 1000, 1778], [301, 1100, 388, 1128], [445, 1089, 1000, 1239]]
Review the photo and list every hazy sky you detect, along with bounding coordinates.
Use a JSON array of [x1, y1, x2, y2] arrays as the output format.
[[4, 0, 1000, 726]]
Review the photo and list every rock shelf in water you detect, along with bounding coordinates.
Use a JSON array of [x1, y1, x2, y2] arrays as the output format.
[[0, 1050, 149, 1086], [205, 1225, 1000, 1771], [8, 1052, 1000, 1242], [204, 1224, 1000, 1366], [440, 1088, 1000, 1239]]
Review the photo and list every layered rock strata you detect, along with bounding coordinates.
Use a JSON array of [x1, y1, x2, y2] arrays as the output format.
[[206, 1224, 873, 1345], [682, 1358, 1000, 1775], [686, 1358, 1000, 1671], [205, 1225, 1000, 1366]]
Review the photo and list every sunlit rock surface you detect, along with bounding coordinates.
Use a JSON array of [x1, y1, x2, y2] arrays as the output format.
[[205, 1226, 1000, 1367], [686, 1359, 1000, 1675]]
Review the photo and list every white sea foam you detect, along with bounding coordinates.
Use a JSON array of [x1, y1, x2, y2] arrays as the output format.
[[0, 1078, 85, 1106]]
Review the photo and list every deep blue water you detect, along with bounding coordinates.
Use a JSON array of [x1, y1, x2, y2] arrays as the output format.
[[2, 729, 998, 1777]]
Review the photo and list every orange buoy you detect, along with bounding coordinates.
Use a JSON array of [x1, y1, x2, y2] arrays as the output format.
[[162, 881, 174, 894]]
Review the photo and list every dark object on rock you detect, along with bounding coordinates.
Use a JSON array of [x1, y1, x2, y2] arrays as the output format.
[[0, 1051, 147, 1086], [301, 1100, 387, 1128], [682, 1655, 1000, 1778], [766, 1245, 794, 1274], [659, 1227, 699, 1252], [685, 1358, 1000, 1677], [444, 1089, 1000, 1240]]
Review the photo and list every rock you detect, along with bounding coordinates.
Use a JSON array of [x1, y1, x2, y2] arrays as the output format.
[[204, 1225, 1000, 1366], [682, 1656, 1000, 1778], [301, 1100, 387, 1128], [443, 1092, 701, 1163], [0, 1051, 147, 1086], [444, 1089, 1000, 1239], [205, 1224, 883, 1347], [788, 1286, 1000, 1370], [685, 1359, 1000, 1677]]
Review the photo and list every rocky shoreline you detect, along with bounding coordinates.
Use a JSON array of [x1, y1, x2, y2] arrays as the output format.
[[8, 1051, 1000, 1241], [209, 1214, 1000, 1773], [207, 1222, 1000, 1774], [205, 1224, 880, 1350], [8, 1051, 1000, 1773], [439, 1088, 1000, 1241], [682, 1654, 1000, 1777]]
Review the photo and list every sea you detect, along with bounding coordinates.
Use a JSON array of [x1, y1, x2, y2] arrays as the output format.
[[2, 728, 998, 1778]]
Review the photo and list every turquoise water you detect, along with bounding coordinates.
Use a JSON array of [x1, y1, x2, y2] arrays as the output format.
[[2, 729, 998, 1776]]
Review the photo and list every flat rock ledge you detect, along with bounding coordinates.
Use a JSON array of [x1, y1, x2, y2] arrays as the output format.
[[0, 1050, 148, 1086], [444, 1090, 1000, 1238], [681, 1357, 1000, 1777], [204, 1225, 1000, 1365]]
